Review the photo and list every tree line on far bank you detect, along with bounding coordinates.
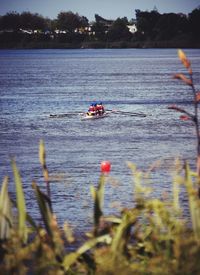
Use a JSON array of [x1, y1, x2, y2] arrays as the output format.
[[0, 7, 199, 49]]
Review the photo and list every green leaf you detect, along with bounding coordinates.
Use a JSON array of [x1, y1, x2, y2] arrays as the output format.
[[111, 210, 137, 256], [185, 162, 200, 240], [39, 139, 46, 167], [0, 176, 13, 239], [93, 175, 105, 235], [62, 234, 111, 271], [32, 182, 53, 236], [11, 160, 27, 243]]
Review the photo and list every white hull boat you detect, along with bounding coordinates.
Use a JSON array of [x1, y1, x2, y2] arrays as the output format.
[[81, 112, 109, 120]]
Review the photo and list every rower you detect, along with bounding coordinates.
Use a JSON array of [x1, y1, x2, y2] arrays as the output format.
[[97, 102, 105, 116], [87, 103, 96, 116]]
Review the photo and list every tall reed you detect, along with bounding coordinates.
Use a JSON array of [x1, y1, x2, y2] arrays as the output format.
[[168, 50, 200, 194]]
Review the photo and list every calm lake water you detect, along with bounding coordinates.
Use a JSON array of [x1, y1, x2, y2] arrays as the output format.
[[0, 48, 200, 234]]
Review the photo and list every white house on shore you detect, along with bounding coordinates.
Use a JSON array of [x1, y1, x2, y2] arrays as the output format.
[[127, 24, 137, 34]]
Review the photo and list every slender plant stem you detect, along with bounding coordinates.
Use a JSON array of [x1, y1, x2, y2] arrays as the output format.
[[190, 75, 200, 157], [189, 73, 200, 198]]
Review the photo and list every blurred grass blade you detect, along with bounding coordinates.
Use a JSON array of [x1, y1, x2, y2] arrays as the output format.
[[32, 181, 53, 236], [0, 176, 13, 239], [172, 161, 182, 211], [11, 160, 27, 243], [33, 182, 64, 260], [62, 234, 111, 271], [173, 176, 180, 211], [185, 162, 200, 240], [39, 140, 51, 199], [111, 210, 137, 256], [63, 222, 75, 243], [39, 139, 46, 167], [10, 197, 38, 231], [93, 174, 105, 235]]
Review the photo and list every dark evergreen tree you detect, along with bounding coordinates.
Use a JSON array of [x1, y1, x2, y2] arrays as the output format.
[[107, 18, 131, 42], [0, 12, 21, 30], [20, 12, 47, 31], [135, 9, 161, 40], [57, 11, 88, 33], [188, 8, 200, 40]]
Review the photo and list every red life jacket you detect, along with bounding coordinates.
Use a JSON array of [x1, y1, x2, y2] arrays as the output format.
[[98, 105, 104, 112], [96, 105, 101, 111], [89, 106, 95, 112]]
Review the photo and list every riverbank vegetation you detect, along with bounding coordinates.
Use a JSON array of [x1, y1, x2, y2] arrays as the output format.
[[0, 7, 200, 49], [1, 51, 200, 274]]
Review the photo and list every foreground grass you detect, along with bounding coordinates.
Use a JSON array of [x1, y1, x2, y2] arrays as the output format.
[[1, 145, 200, 275]]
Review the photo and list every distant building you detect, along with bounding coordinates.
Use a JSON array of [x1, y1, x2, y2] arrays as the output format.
[[54, 29, 67, 34], [19, 29, 31, 34], [127, 24, 137, 34]]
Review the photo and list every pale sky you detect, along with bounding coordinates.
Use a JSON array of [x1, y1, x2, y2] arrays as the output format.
[[0, 0, 199, 21]]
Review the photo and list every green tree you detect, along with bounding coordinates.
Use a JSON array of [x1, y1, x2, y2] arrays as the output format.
[[91, 21, 107, 41], [107, 18, 131, 42], [188, 8, 200, 40], [20, 12, 47, 31], [0, 12, 21, 30], [57, 11, 88, 33], [120, 17, 129, 25], [154, 13, 188, 40], [135, 9, 161, 40]]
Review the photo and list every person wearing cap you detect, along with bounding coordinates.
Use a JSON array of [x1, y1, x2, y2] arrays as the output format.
[[87, 103, 96, 116]]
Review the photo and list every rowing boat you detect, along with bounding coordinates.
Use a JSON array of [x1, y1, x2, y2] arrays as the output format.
[[49, 110, 146, 119], [81, 112, 109, 120]]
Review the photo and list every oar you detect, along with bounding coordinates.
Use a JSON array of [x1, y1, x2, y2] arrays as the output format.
[[118, 111, 146, 117], [107, 109, 146, 117], [119, 112, 146, 117], [49, 112, 84, 118]]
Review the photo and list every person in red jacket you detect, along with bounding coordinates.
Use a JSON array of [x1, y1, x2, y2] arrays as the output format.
[[87, 103, 96, 116], [97, 102, 105, 116]]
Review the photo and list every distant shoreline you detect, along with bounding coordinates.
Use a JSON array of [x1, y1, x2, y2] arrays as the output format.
[[0, 40, 200, 49]]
